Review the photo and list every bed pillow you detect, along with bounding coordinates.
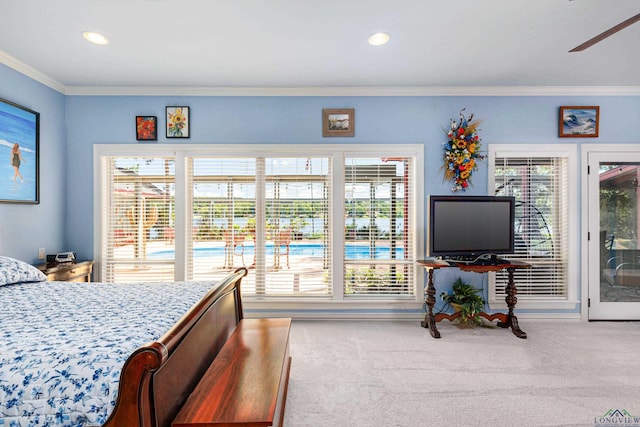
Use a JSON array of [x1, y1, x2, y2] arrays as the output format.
[[0, 256, 47, 286]]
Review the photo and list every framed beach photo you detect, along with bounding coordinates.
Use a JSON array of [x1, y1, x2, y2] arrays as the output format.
[[559, 106, 599, 138], [0, 97, 39, 204], [166, 106, 190, 138], [136, 116, 157, 141], [323, 108, 355, 137]]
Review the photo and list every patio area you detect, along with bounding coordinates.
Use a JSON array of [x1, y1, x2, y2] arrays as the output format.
[[109, 239, 410, 296], [111, 239, 331, 295]]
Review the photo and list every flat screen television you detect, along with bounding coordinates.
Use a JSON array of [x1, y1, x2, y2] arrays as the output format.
[[428, 195, 515, 261]]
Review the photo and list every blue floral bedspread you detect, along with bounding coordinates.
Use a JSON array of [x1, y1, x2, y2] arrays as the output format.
[[0, 279, 219, 427]]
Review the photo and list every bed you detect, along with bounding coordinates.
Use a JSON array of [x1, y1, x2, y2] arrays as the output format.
[[0, 256, 247, 427]]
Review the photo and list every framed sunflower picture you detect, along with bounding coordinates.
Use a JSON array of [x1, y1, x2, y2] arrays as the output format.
[[166, 106, 190, 138]]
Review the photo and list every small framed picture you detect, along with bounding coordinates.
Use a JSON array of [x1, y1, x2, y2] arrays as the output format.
[[136, 116, 157, 141], [166, 106, 190, 138], [559, 106, 599, 138], [323, 108, 355, 137]]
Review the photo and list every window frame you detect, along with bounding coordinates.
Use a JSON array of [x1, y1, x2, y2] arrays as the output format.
[[342, 157, 417, 298], [487, 144, 579, 310], [94, 144, 425, 314]]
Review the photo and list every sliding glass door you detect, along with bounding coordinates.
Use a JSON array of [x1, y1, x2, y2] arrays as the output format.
[[588, 152, 640, 319]]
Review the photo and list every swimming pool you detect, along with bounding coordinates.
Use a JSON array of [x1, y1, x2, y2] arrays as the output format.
[[149, 243, 405, 260]]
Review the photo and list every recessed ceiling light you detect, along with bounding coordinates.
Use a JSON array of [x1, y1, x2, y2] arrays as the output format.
[[368, 32, 390, 46], [82, 31, 109, 45]]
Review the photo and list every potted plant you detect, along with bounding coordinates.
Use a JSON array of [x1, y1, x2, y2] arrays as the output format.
[[440, 277, 485, 327]]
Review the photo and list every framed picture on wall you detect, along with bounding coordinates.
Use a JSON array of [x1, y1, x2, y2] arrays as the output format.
[[166, 106, 190, 138], [0, 97, 39, 204], [136, 116, 157, 141], [323, 108, 355, 137], [559, 106, 599, 138]]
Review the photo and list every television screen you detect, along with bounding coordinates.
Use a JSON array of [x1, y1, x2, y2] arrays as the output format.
[[428, 195, 515, 259]]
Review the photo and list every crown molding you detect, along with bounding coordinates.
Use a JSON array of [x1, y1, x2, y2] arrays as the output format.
[[0, 51, 66, 94], [2, 51, 640, 97], [65, 85, 640, 97]]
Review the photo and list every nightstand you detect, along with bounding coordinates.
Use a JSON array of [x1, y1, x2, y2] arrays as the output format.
[[37, 260, 95, 282]]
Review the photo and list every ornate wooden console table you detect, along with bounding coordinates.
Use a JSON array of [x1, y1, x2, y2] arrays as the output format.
[[417, 259, 531, 339]]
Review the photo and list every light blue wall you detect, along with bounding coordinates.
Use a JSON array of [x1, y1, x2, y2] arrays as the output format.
[[62, 93, 639, 316], [4, 62, 640, 315], [65, 93, 640, 263], [0, 65, 66, 263]]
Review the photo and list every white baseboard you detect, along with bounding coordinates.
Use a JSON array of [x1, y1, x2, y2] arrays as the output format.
[[243, 309, 583, 321]]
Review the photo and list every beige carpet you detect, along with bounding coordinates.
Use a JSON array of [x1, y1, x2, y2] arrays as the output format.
[[283, 319, 640, 427]]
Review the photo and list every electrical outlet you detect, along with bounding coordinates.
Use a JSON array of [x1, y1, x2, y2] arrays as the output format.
[[38, 248, 45, 260]]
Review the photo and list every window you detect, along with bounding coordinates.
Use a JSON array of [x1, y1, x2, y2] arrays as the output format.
[[187, 156, 332, 296], [187, 157, 257, 283], [344, 158, 416, 296], [488, 145, 578, 309], [100, 156, 176, 282], [97, 145, 424, 303], [262, 157, 332, 296]]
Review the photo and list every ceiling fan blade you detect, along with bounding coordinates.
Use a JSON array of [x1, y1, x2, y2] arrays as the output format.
[[569, 12, 640, 52]]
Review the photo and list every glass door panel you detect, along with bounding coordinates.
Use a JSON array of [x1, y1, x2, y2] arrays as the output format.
[[588, 153, 640, 319]]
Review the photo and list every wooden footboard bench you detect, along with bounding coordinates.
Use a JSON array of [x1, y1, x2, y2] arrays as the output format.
[[172, 317, 292, 427], [103, 268, 249, 427]]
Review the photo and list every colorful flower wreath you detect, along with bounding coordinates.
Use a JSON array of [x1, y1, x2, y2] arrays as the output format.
[[443, 109, 485, 192]]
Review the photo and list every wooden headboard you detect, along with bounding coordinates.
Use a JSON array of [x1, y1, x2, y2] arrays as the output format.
[[102, 267, 248, 427]]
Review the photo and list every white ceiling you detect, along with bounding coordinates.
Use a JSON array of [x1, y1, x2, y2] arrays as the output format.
[[1, 0, 639, 93]]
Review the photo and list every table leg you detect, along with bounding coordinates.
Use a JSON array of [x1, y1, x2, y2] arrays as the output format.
[[497, 267, 527, 339], [420, 268, 441, 338]]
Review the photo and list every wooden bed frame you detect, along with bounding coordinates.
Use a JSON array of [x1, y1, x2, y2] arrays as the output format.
[[102, 267, 248, 427]]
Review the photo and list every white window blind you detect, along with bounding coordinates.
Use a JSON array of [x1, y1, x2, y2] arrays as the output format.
[[263, 157, 332, 296], [97, 145, 423, 303], [187, 157, 257, 284], [343, 157, 416, 297], [493, 156, 569, 299], [101, 156, 175, 282], [186, 156, 332, 297]]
